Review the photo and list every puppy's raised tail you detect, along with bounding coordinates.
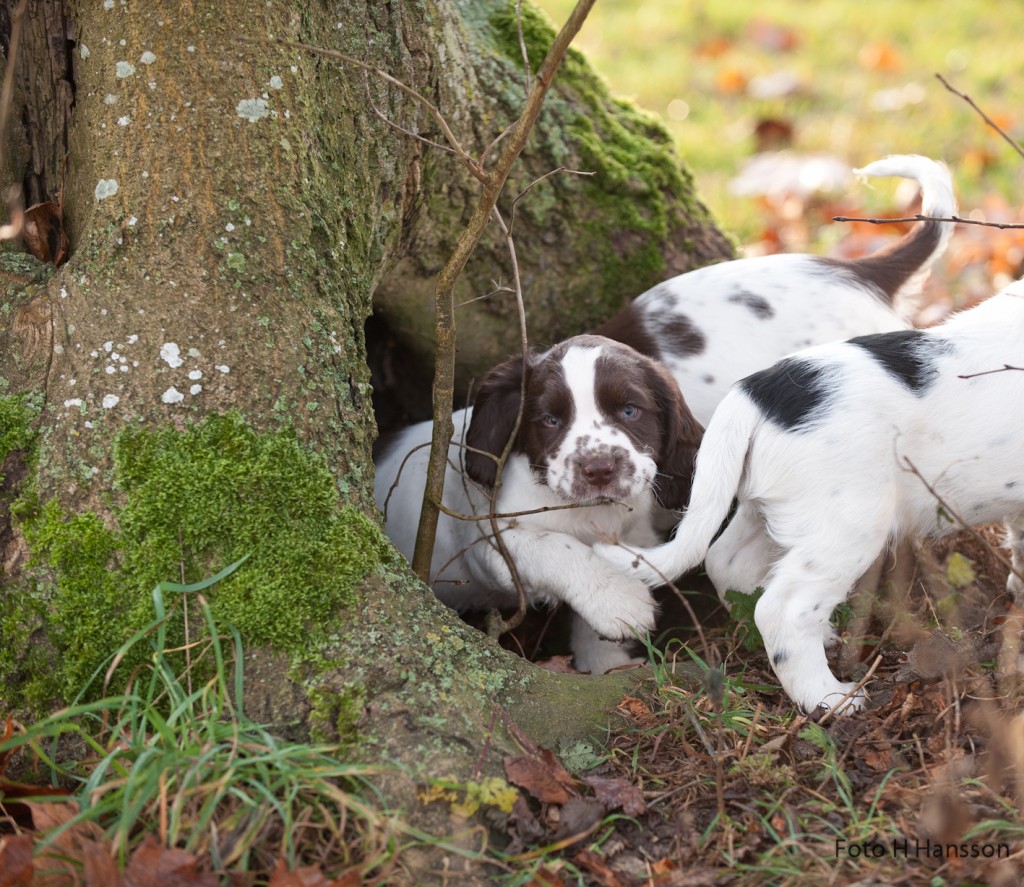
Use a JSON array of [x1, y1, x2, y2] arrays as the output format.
[[837, 154, 956, 315], [598, 388, 758, 586]]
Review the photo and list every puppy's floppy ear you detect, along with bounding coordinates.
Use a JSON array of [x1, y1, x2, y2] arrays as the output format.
[[646, 362, 703, 511], [465, 354, 528, 487]]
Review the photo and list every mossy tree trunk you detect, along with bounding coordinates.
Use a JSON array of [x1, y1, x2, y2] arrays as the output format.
[[0, 0, 729, 798]]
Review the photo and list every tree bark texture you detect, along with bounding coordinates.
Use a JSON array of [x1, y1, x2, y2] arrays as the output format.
[[0, 0, 724, 796]]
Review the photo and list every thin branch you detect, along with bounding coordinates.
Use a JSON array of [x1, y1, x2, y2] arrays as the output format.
[[958, 365, 1024, 379], [936, 72, 1024, 162], [0, 0, 27, 242], [900, 455, 1024, 589], [516, 0, 532, 96], [247, 36, 487, 183], [509, 167, 595, 234], [412, 0, 597, 582], [832, 213, 1024, 230]]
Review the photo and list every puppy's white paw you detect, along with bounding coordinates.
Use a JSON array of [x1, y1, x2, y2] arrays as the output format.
[[810, 682, 864, 716], [576, 575, 657, 642], [1007, 570, 1024, 605], [593, 542, 664, 588]]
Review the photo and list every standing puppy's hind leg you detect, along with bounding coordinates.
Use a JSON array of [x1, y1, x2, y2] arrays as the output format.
[[705, 500, 778, 602]]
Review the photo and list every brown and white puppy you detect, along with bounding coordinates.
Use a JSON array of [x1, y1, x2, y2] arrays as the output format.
[[374, 335, 701, 673]]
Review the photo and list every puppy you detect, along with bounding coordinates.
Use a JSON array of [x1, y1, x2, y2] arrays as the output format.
[[593, 155, 955, 425], [598, 281, 1024, 712], [374, 335, 701, 673]]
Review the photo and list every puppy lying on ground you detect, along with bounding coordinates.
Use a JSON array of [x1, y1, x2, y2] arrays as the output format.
[[375, 155, 957, 674], [598, 280, 1024, 712], [375, 335, 701, 673]]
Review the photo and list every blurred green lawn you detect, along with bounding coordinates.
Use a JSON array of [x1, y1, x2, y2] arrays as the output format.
[[535, 0, 1024, 247]]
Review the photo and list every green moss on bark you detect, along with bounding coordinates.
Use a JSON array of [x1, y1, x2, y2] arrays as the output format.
[[489, 1, 721, 303], [9, 413, 386, 707]]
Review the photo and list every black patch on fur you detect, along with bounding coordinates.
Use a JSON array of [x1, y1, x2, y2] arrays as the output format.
[[741, 357, 830, 431], [728, 289, 775, 320], [848, 329, 949, 392], [658, 314, 706, 356], [773, 650, 789, 666]]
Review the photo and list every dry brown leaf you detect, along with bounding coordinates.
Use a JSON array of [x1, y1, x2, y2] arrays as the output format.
[[572, 847, 626, 887], [582, 775, 646, 817], [267, 859, 331, 887], [124, 834, 219, 887], [504, 754, 577, 805], [21, 201, 68, 266], [0, 833, 34, 887]]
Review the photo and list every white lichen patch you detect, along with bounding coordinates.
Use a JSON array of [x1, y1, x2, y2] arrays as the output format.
[[160, 342, 184, 368], [188, 370, 203, 380], [161, 386, 185, 404], [190, 384, 202, 396], [102, 394, 120, 409], [127, 334, 138, 344], [80, 44, 90, 59], [104, 94, 118, 105], [140, 51, 156, 65], [115, 61, 135, 79], [215, 364, 230, 374], [117, 115, 131, 126], [104, 341, 114, 352], [105, 366, 116, 375], [236, 97, 269, 122], [187, 347, 201, 358], [94, 179, 119, 201], [64, 398, 84, 408], [269, 75, 283, 89]]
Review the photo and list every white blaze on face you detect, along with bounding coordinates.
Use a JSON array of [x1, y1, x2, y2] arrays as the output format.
[[546, 345, 657, 502]]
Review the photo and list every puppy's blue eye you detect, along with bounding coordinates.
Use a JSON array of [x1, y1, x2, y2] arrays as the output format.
[[542, 414, 561, 428], [622, 404, 640, 420]]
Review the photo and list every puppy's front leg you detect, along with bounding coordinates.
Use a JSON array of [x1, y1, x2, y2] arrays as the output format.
[[1006, 519, 1024, 603], [478, 528, 657, 641]]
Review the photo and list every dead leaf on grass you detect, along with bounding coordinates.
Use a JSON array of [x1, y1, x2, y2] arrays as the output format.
[[504, 751, 578, 805], [124, 835, 219, 887], [571, 847, 626, 887], [581, 775, 646, 817], [0, 833, 34, 887]]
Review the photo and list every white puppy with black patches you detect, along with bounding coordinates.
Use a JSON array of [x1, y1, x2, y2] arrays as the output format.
[[375, 335, 701, 673], [598, 281, 1024, 713]]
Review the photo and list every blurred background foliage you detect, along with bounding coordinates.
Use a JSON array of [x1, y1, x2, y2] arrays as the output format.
[[535, 0, 1024, 316]]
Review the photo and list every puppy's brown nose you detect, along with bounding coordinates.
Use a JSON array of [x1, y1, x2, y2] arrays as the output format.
[[582, 456, 617, 486]]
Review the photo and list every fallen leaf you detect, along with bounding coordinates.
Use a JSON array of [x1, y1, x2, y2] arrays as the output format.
[[715, 67, 748, 94], [21, 201, 68, 266], [582, 775, 647, 817], [857, 40, 904, 71], [268, 859, 331, 887], [616, 696, 651, 720], [504, 753, 578, 805], [125, 835, 219, 887], [0, 833, 34, 887], [572, 847, 626, 887], [535, 655, 577, 674]]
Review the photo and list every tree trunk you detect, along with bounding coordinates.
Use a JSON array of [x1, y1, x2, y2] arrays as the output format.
[[0, 0, 726, 808]]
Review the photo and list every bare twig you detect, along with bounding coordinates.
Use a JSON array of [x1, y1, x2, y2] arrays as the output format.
[[509, 166, 595, 234], [958, 365, 1024, 379], [900, 455, 1024, 588], [0, 0, 28, 242], [249, 36, 487, 183], [412, 0, 597, 582], [832, 213, 1024, 230], [936, 72, 1024, 162]]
